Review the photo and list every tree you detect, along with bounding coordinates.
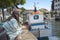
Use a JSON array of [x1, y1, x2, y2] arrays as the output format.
[[0, 0, 12, 20], [54, 11, 57, 14], [20, 7, 26, 17], [0, 0, 26, 21], [20, 7, 26, 22], [0, 0, 12, 8], [11, 0, 26, 8], [54, 11, 57, 17], [43, 12, 48, 15], [21, 7, 26, 13], [50, 11, 53, 17]]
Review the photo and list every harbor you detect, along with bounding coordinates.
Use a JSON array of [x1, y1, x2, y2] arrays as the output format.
[[0, 0, 60, 40]]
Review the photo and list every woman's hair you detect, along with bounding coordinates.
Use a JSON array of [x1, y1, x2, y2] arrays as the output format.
[[4, 11, 19, 22], [11, 11, 19, 23]]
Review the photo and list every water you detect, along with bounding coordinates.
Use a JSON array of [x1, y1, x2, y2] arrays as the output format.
[[51, 20, 60, 37]]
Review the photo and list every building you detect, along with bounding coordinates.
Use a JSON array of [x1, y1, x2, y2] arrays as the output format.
[[39, 8, 49, 13], [52, 0, 60, 16]]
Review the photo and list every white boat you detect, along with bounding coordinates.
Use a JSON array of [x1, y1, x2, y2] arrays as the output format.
[[28, 11, 51, 38], [26, 3, 60, 40], [27, 10, 60, 40]]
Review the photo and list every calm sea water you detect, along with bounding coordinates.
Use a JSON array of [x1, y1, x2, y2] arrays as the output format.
[[49, 20, 60, 37]]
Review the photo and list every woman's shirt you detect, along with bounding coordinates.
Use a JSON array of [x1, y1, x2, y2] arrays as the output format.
[[3, 18, 22, 40]]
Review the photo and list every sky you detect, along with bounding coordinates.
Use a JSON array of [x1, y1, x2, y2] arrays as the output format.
[[18, 0, 52, 11]]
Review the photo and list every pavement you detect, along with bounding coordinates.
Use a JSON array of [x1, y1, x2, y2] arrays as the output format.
[[21, 30, 38, 40]]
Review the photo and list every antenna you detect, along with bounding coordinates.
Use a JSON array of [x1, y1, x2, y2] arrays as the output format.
[[34, 2, 37, 12], [37, 2, 39, 10]]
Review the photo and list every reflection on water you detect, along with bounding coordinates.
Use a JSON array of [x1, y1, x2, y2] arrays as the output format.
[[51, 20, 60, 37]]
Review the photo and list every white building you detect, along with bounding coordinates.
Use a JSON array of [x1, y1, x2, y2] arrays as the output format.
[[54, 0, 60, 15]]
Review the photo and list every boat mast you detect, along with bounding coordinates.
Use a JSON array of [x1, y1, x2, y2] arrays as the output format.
[[34, 2, 37, 12]]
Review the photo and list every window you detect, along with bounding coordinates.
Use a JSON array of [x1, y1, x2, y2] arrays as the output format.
[[33, 15, 39, 20], [55, 4, 57, 7], [58, 0, 59, 1], [58, 8, 60, 10], [58, 4, 59, 6], [55, 0, 57, 2], [54, 9, 57, 11]]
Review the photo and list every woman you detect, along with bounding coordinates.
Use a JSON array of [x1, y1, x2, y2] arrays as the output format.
[[3, 10, 22, 40]]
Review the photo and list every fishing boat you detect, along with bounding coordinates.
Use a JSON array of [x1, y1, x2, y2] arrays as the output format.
[[27, 3, 59, 40]]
